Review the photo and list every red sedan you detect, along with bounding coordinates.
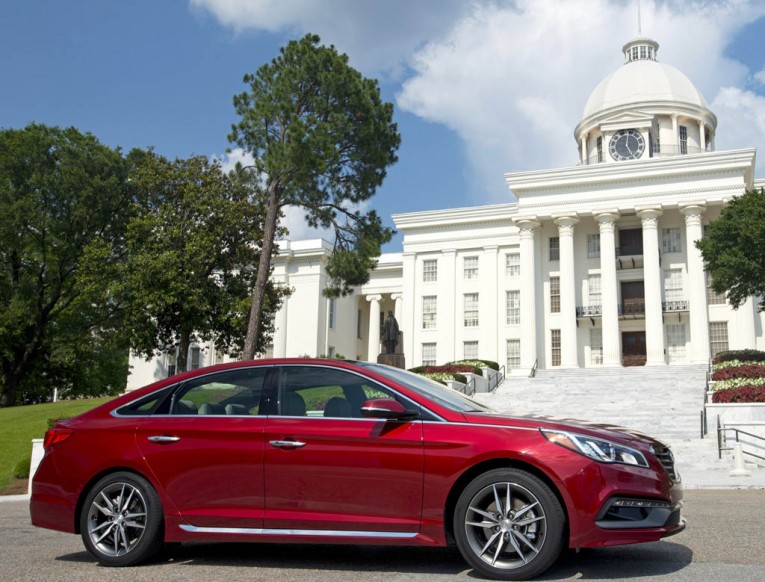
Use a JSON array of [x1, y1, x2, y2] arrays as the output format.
[[30, 359, 684, 580]]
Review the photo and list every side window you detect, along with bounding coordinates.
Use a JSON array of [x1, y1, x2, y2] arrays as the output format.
[[276, 366, 398, 419], [171, 367, 269, 416]]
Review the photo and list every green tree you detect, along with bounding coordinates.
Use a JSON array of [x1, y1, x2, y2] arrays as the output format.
[[696, 187, 765, 310], [110, 152, 286, 374], [0, 124, 132, 406], [229, 33, 400, 359]]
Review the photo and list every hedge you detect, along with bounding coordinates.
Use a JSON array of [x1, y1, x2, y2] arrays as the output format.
[[448, 359, 500, 371], [713, 350, 765, 365], [712, 364, 765, 381]]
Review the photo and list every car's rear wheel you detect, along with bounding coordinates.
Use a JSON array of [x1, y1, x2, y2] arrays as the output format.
[[453, 468, 565, 580], [79, 471, 164, 567]]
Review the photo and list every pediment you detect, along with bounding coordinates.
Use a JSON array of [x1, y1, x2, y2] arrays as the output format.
[[600, 111, 655, 132]]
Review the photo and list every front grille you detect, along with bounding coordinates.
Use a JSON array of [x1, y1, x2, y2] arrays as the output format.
[[651, 445, 678, 481]]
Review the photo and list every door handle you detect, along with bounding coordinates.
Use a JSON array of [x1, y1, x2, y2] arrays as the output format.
[[269, 439, 306, 449], [147, 435, 181, 443]]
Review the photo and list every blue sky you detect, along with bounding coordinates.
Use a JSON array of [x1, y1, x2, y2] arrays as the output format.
[[3, 1, 764, 249]]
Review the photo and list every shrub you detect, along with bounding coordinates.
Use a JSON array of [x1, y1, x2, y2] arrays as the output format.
[[713, 349, 765, 365], [13, 455, 31, 479], [421, 372, 468, 385], [712, 386, 765, 403], [712, 359, 765, 372], [712, 364, 765, 381], [448, 359, 500, 371]]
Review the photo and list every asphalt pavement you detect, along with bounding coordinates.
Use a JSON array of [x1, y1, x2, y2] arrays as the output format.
[[2, 489, 764, 581]]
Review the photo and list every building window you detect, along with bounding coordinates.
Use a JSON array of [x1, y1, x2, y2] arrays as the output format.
[[190, 347, 202, 370], [166, 350, 177, 377], [662, 227, 681, 253], [423, 259, 438, 282], [679, 125, 688, 155], [596, 136, 603, 163], [507, 339, 521, 369], [464, 341, 479, 360], [328, 298, 336, 329], [706, 271, 726, 305], [709, 322, 728, 358], [422, 343, 437, 366], [464, 293, 479, 327], [590, 328, 603, 365], [587, 233, 600, 259], [551, 330, 561, 366], [422, 296, 437, 329], [549, 237, 560, 261], [618, 228, 643, 256], [357, 309, 363, 339], [464, 256, 479, 279], [588, 274, 601, 307], [506, 290, 520, 325], [506, 252, 520, 277], [664, 269, 683, 301], [550, 277, 560, 313]]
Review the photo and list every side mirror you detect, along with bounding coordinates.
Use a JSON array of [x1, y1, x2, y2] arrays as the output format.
[[360, 398, 418, 420]]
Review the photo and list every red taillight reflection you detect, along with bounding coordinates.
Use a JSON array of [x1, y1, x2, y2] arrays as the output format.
[[43, 428, 74, 450]]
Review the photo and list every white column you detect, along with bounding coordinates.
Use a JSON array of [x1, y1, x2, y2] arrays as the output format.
[[366, 294, 382, 361], [596, 212, 621, 366], [401, 253, 416, 365], [698, 120, 706, 152], [514, 218, 540, 371], [391, 293, 403, 354], [555, 216, 579, 367], [671, 114, 678, 152], [680, 204, 710, 363], [732, 298, 757, 350], [483, 246, 499, 362], [638, 208, 665, 365], [580, 133, 588, 165], [441, 249, 457, 363]]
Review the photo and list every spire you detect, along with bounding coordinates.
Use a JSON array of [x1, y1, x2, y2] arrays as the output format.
[[637, 0, 642, 35]]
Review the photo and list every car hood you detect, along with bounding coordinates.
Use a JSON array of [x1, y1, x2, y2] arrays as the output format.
[[462, 411, 668, 449]]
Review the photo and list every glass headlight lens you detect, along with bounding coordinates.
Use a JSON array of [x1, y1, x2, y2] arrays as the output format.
[[541, 429, 649, 467]]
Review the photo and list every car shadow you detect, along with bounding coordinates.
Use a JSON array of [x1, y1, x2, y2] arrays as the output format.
[[55, 540, 692, 579]]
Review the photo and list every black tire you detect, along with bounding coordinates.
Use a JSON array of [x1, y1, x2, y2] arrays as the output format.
[[453, 468, 565, 580], [79, 471, 164, 567]]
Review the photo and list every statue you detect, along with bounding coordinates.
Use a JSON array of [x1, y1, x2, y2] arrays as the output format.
[[381, 311, 399, 354]]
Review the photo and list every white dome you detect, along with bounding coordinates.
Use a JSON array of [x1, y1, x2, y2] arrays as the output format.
[[582, 60, 709, 119]]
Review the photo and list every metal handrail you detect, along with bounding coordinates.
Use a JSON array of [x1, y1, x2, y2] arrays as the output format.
[[530, 359, 538, 378], [488, 365, 505, 392], [465, 377, 476, 397], [717, 416, 765, 461]]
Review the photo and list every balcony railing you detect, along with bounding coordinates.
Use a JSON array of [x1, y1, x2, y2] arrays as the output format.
[[576, 300, 690, 318], [662, 300, 689, 312], [576, 305, 602, 317]]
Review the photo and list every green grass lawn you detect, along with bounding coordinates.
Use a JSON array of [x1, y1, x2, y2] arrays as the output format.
[[0, 397, 113, 493]]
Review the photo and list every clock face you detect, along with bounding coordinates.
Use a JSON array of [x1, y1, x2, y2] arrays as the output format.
[[609, 129, 645, 161]]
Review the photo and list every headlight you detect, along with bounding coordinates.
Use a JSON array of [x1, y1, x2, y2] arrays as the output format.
[[541, 429, 649, 467]]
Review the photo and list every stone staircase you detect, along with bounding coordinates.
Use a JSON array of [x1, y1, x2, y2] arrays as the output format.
[[472, 364, 760, 486]]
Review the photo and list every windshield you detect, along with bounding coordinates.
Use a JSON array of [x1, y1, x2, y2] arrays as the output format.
[[357, 362, 496, 414]]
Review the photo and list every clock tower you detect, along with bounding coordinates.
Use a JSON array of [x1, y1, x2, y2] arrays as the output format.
[[574, 36, 716, 166]]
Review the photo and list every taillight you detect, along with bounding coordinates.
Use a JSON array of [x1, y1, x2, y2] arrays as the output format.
[[43, 428, 74, 450]]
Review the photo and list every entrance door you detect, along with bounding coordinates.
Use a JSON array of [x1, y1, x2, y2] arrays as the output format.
[[622, 331, 646, 366]]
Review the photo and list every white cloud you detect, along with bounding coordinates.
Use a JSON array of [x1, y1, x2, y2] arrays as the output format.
[[189, 0, 469, 76], [398, 0, 765, 201], [711, 86, 765, 156], [755, 68, 765, 86]]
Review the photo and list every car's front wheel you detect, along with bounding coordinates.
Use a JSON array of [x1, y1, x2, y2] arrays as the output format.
[[453, 468, 565, 580], [79, 471, 164, 567]]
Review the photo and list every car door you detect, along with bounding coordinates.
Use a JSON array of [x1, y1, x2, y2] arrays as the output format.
[[136, 366, 271, 528], [263, 364, 424, 534]]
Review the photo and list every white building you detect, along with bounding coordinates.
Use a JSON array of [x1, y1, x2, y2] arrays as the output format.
[[128, 35, 763, 389]]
